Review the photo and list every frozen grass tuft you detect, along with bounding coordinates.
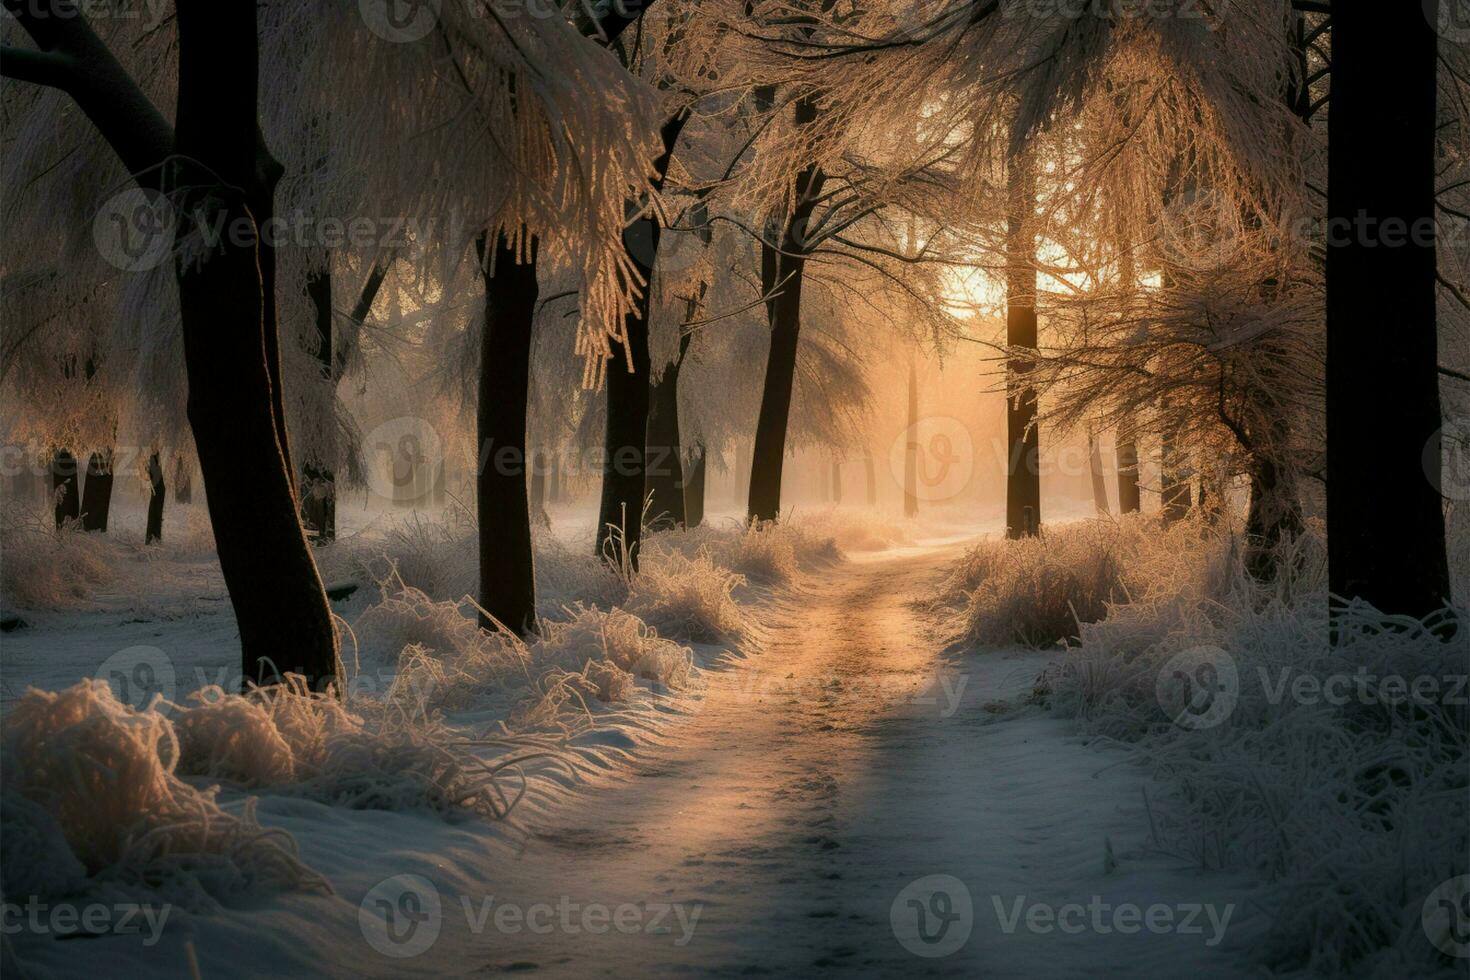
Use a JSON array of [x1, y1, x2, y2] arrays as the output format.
[[0, 680, 329, 908], [0, 505, 824, 915], [627, 546, 747, 643], [652, 516, 840, 587], [0, 501, 221, 614], [0, 506, 114, 610], [952, 516, 1467, 976], [935, 515, 1245, 649]]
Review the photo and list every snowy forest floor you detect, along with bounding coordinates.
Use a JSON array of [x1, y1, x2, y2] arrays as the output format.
[[4, 508, 1268, 979]]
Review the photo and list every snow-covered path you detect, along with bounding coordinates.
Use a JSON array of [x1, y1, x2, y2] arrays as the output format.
[[20, 536, 1263, 979], [464, 540, 974, 975], [393, 539, 1261, 978]]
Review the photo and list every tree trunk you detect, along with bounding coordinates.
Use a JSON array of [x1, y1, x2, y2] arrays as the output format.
[[904, 357, 919, 517], [529, 449, 548, 526], [1088, 435, 1110, 515], [302, 270, 336, 543], [1115, 433, 1141, 514], [1113, 228, 1141, 516], [684, 442, 707, 528], [864, 455, 878, 506], [831, 459, 843, 505], [145, 451, 165, 543], [172, 0, 340, 692], [173, 453, 193, 503], [1326, 5, 1451, 620], [1005, 154, 1041, 538], [51, 448, 79, 527], [645, 335, 689, 530], [748, 98, 824, 524], [597, 110, 688, 565], [598, 231, 655, 566], [476, 230, 539, 636], [79, 450, 114, 531]]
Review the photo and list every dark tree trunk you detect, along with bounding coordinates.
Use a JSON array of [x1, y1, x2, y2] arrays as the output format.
[[831, 460, 843, 505], [172, 0, 340, 692], [476, 231, 539, 636], [646, 333, 691, 530], [1115, 434, 1141, 514], [597, 110, 689, 565], [79, 450, 114, 531], [173, 453, 193, 503], [529, 449, 548, 525], [51, 448, 79, 527], [864, 455, 878, 506], [1113, 232, 1141, 517], [1005, 156, 1041, 538], [1326, 5, 1451, 620], [1, 0, 337, 686], [747, 88, 821, 524], [684, 442, 707, 528], [904, 358, 919, 517], [146, 451, 165, 543], [1088, 436, 1110, 515], [747, 160, 824, 524], [302, 270, 336, 543], [598, 233, 655, 566]]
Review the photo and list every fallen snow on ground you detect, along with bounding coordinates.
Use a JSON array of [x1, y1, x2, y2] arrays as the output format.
[[2, 504, 1274, 978]]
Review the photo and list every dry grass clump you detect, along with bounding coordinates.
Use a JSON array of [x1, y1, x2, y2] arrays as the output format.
[[0, 505, 114, 610], [978, 516, 1466, 976], [1, 681, 328, 908]]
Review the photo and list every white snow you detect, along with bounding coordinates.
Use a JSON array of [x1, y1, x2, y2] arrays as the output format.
[[3, 509, 1270, 978]]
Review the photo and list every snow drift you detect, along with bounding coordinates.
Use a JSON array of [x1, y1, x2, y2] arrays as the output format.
[[943, 514, 1468, 976]]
